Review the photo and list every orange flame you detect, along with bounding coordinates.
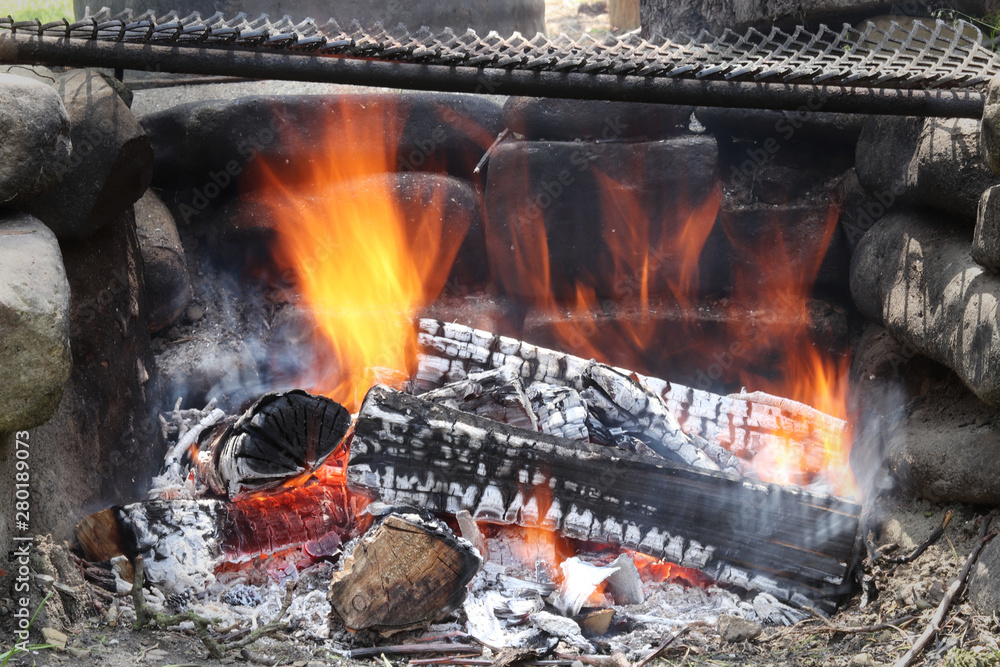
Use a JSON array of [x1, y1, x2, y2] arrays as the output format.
[[251, 102, 468, 412]]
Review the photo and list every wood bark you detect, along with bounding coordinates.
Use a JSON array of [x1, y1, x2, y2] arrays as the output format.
[[328, 513, 481, 634], [349, 385, 860, 612]]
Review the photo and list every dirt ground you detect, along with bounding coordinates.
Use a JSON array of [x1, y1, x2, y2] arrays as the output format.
[[4, 495, 1000, 667]]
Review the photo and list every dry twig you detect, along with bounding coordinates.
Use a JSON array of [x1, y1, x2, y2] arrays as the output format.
[[893, 515, 995, 667], [634, 625, 692, 667]]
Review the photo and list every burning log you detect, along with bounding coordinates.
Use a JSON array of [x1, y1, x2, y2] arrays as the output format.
[[195, 390, 351, 498], [328, 512, 481, 634], [415, 319, 846, 472], [349, 386, 860, 612], [76, 484, 366, 594], [420, 365, 537, 432]]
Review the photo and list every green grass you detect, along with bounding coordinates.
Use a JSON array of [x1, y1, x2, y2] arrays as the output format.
[[3, 0, 75, 22]]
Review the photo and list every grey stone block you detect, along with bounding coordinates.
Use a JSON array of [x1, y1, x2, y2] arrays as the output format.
[[856, 115, 998, 219], [0, 73, 71, 207], [21, 69, 153, 241], [0, 213, 71, 432], [974, 185, 1000, 272], [851, 209, 1000, 405], [970, 538, 1000, 614], [850, 322, 1000, 505], [134, 190, 192, 332]]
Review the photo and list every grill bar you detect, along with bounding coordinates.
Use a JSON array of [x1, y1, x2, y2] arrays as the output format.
[[0, 33, 986, 117], [1, 10, 998, 116]]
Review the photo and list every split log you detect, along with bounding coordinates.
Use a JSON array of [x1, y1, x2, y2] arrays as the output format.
[[349, 386, 860, 612], [415, 319, 846, 468], [195, 390, 351, 499], [527, 383, 590, 441], [76, 484, 367, 594], [328, 512, 481, 634]]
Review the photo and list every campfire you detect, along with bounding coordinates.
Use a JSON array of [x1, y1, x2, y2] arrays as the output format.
[[8, 13, 1000, 663], [60, 95, 868, 661]]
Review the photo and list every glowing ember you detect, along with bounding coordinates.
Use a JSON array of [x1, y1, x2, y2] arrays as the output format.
[[251, 101, 468, 412]]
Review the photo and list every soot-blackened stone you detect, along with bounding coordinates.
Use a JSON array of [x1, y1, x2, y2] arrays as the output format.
[[503, 96, 692, 141]]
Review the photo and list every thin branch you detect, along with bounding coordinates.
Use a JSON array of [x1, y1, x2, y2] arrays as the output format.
[[880, 510, 953, 564], [893, 515, 995, 667], [634, 625, 692, 667]]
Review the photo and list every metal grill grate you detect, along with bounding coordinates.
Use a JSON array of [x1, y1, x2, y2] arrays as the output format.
[[2, 9, 999, 89]]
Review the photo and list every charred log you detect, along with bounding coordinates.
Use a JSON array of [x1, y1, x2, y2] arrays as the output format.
[[328, 512, 481, 634], [196, 390, 351, 499], [415, 319, 845, 469], [349, 386, 860, 612], [76, 484, 367, 594], [420, 366, 537, 432]]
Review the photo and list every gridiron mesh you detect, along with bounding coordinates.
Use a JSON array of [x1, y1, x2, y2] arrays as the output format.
[[2, 8, 999, 89]]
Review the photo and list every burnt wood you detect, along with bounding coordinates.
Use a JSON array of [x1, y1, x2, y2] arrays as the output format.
[[349, 386, 860, 612], [197, 390, 350, 499], [416, 318, 845, 470], [328, 512, 481, 634]]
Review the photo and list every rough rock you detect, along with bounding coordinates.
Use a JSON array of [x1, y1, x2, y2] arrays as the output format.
[[503, 97, 692, 141], [0, 213, 71, 432], [695, 107, 865, 153], [76, 0, 545, 35], [855, 116, 997, 219], [21, 69, 153, 240], [134, 190, 191, 332], [975, 184, 1000, 273], [0, 208, 160, 552], [849, 322, 1000, 504], [851, 209, 1000, 405], [717, 614, 762, 642], [839, 168, 900, 251], [980, 72, 1000, 175], [969, 538, 1000, 614], [715, 181, 850, 296], [483, 135, 721, 301], [0, 73, 72, 206], [206, 171, 486, 294], [140, 92, 504, 218], [640, 0, 893, 36]]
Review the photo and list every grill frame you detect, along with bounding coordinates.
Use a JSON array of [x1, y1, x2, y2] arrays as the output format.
[[1, 9, 997, 116]]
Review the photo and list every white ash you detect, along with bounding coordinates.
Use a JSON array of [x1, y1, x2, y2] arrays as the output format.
[[552, 557, 620, 616], [463, 592, 541, 649], [529, 611, 594, 653], [149, 398, 226, 499]]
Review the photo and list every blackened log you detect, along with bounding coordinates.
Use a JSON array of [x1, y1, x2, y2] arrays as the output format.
[[581, 363, 720, 471], [196, 390, 351, 499], [420, 366, 537, 432], [328, 512, 481, 634], [415, 318, 846, 467], [80, 484, 366, 593], [349, 386, 860, 612]]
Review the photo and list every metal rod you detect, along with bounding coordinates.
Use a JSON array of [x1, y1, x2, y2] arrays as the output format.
[[0, 33, 985, 117]]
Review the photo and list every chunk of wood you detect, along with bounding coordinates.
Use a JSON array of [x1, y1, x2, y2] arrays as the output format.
[[196, 390, 351, 499], [328, 512, 481, 634], [349, 385, 860, 612]]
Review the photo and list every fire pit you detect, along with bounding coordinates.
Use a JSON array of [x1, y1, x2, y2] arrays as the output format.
[[4, 6, 1000, 667]]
